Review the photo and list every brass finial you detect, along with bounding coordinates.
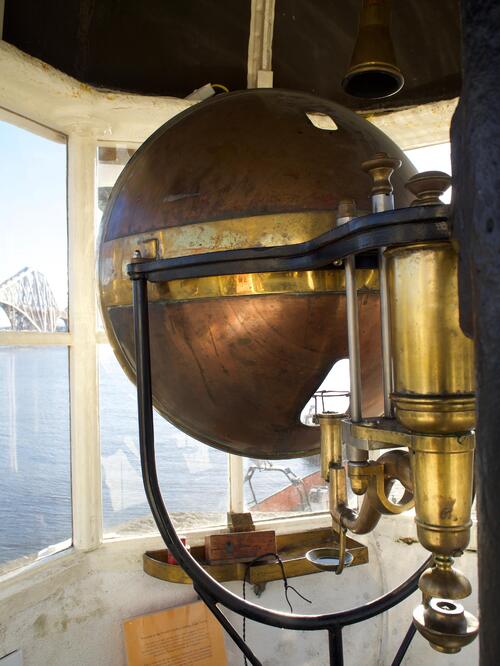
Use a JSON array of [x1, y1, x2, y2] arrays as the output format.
[[361, 152, 401, 196], [405, 171, 451, 206]]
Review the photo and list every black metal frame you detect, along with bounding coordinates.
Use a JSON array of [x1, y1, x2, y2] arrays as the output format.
[[128, 206, 444, 665], [127, 204, 449, 283]]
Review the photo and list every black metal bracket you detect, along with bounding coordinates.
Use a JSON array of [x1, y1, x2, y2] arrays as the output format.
[[127, 204, 449, 282], [128, 208, 441, 664]]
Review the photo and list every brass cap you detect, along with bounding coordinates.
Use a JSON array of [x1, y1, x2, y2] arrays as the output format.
[[405, 170, 451, 206], [361, 152, 401, 195]]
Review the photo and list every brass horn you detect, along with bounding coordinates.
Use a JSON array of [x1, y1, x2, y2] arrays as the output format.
[[342, 0, 404, 99]]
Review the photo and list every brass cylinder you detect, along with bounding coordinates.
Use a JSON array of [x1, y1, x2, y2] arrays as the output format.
[[319, 413, 344, 480], [410, 434, 475, 556], [385, 242, 475, 433]]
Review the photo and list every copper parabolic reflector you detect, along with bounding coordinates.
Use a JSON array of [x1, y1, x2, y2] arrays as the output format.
[[98, 89, 415, 458]]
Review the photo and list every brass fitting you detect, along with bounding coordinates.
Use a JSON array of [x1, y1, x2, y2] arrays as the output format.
[[319, 413, 344, 481], [320, 415, 414, 535], [419, 556, 472, 604], [413, 597, 479, 654], [410, 433, 475, 556], [386, 241, 475, 434], [413, 555, 478, 652]]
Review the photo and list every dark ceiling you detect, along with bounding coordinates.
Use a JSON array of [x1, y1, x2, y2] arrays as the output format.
[[3, 0, 461, 111], [273, 0, 462, 110]]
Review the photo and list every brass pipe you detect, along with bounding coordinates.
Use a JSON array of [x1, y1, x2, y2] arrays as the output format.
[[386, 241, 475, 433], [336, 199, 368, 463], [362, 153, 401, 418], [379, 449, 413, 493], [364, 450, 414, 517], [329, 464, 382, 535], [321, 413, 414, 534], [319, 413, 343, 481]]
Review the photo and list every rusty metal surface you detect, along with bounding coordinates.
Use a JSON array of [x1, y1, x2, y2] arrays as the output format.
[[99, 89, 416, 458], [108, 292, 382, 458]]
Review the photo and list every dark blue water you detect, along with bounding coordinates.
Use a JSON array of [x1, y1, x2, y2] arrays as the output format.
[[0, 346, 319, 566]]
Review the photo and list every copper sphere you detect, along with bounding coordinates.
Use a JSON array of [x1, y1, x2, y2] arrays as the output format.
[[98, 89, 415, 458]]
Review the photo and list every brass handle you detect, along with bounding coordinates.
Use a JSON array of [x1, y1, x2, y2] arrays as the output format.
[[334, 526, 348, 576]]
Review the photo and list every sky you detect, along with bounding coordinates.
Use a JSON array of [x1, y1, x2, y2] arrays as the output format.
[[0, 121, 68, 315]]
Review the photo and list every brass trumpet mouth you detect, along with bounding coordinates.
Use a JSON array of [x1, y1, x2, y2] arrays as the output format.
[[342, 62, 404, 99]]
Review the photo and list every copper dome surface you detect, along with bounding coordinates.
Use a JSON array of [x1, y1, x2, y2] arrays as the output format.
[[98, 89, 416, 458]]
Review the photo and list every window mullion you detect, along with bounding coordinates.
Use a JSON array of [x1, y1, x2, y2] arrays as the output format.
[[0, 332, 72, 346], [228, 453, 245, 514], [68, 131, 102, 551]]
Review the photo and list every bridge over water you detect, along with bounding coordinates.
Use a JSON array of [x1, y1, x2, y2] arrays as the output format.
[[0, 267, 66, 332]]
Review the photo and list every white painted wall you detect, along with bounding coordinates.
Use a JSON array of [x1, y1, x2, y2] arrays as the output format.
[[0, 516, 478, 666]]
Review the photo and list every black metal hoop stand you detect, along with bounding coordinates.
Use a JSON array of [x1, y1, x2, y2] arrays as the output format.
[[128, 206, 446, 665]]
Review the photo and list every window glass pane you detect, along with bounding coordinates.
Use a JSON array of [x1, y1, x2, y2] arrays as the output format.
[[0, 119, 68, 331], [0, 347, 71, 571], [246, 359, 350, 520], [99, 344, 228, 537], [244, 455, 328, 520]]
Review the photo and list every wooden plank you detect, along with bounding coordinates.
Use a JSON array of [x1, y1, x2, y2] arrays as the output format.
[[205, 530, 276, 564]]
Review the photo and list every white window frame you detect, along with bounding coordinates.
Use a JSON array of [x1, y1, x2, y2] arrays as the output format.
[[0, 108, 85, 563]]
